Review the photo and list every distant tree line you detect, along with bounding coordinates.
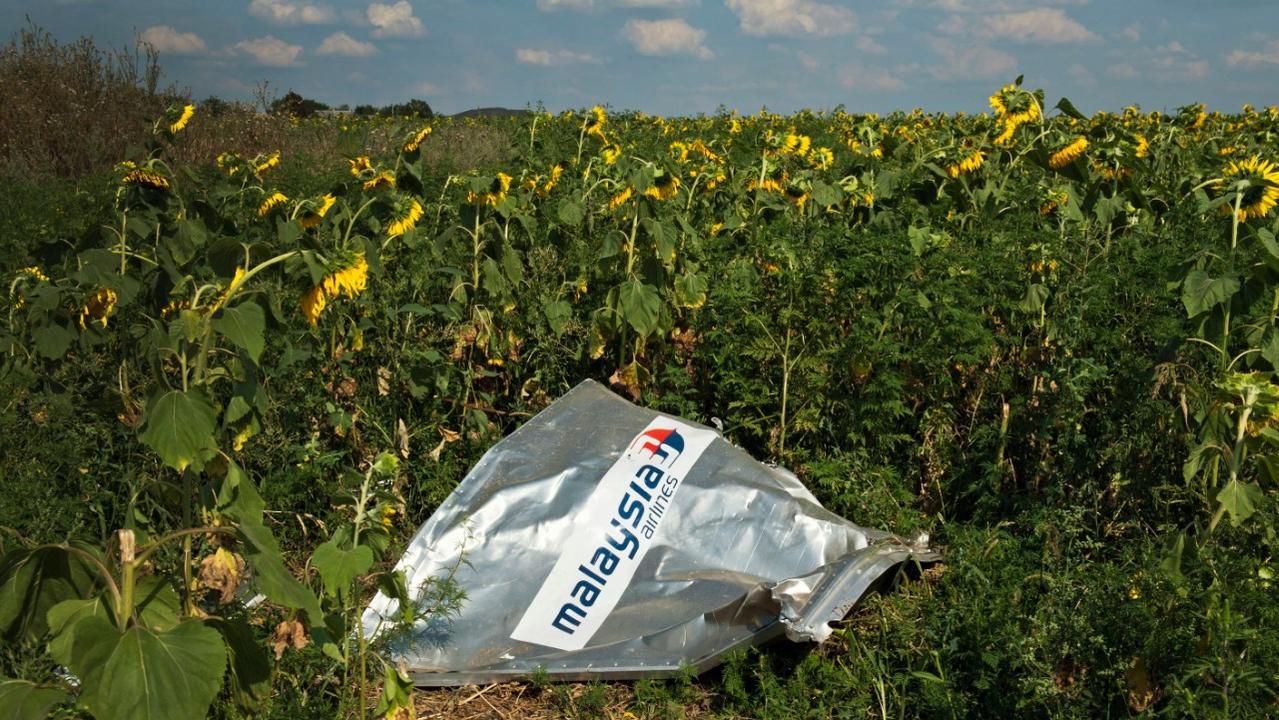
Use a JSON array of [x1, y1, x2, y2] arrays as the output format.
[[199, 91, 433, 119]]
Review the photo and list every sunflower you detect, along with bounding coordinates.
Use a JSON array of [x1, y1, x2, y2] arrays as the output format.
[[403, 126, 432, 153], [781, 132, 812, 157], [536, 162, 566, 197], [349, 156, 373, 177], [783, 184, 809, 211], [79, 288, 117, 329], [946, 145, 985, 178], [1040, 191, 1070, 216], [387, 199, 423, 238], [468, 172, 513, 206], [208, 267, 246, 316], [18, 266, 49, 283], [1049, 137, 1088, 169], [169, 104, 195, 134], [601, 144, 623, 165], [363, 172, 396, 192], [747, 168, 788, 195], [1134, 134, 1149, 159], [254, 152, 281, 175], [808, 146, 835, 171], [257, 191, 288, 217], [216, 152, 241, 176], [122, 168, 170, 190], [607, 186, 634, 210], [300, 194, 336, 229], [583, 105, 607, 140], [1222, 155, 1279, 222], [990, 85, 1041, 146], [669, 141, 690, 163], [643, 173, 680, 201], [301, 255, 369, 326]]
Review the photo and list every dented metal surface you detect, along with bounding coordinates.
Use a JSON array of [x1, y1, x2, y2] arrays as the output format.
[[361, 380, 937, 685]]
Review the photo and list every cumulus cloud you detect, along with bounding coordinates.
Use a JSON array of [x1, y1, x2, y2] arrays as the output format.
[[1227, 39, 1279, 67], [942, 8, 1097, 44], [368, 1, 425, 38], [516, 48, 599, 65], [140, 26, 207, 55], [927, 40, 1017, 80], [316, 31, 377, 56], [622, 18, 712, 59], [617, 0, 695, 6], [1120, 23, 1141, 42], [1106, 41, 1209, 82], [724, 0, 856, 37], [537, 0, 594, 8], [231, 35, 304, 66], [248, 0, 334, 25], [1067, 62, 1095, 87], [839, 64, 904, 90], [855, 35, 888, 55]]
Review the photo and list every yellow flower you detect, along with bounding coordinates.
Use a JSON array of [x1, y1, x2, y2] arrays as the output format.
[[1134, 134, 1149, 159], [350, 156, 373, 177], [254, 152, 281, 175], [608, 186, 634, 210], [601, 144, 623, 165], [301, 255, 369, 326], [946, 148, 985, 178], [783, 185, 809, 211], [169, 104, 195, 134], [643, 173, 680, 201], [19, 266, 49, 282], [122, 168, 170, 190], [809, 146, 834, 170], [387, 199, 423, 238], [363, 171, 396, 192], [300, 194, 336, 229], [747, 169, 788, 194], [1049, 137, 1088, 169], [380, 504, 398, 531], [1222, 155, 1279, 222], [257, 191, 288, 217], [208, 267, 247, 316], [467, 172, 512, 206], [403, 126, 432, 153], [583, 105, 607, 139], [79, 288, 117, 329], [781, 132, 811, 156]]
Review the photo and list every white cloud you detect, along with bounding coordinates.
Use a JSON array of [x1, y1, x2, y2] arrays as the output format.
[[1106, 62, 1137, 79], [1227, 39, 1279, 67], [927, 40, 1016, 80], [1106, 42, 1209, 82], [725, 0, 856, 37], [516, 48, 599, 65], [839, 64, 903, 90], [408, 82, 442, 95], [368, 1, 424, 38], [537, 0, 594, 8], [1067, 62, 1095, 87], [1120, 23, 1141, 42], [231, 35, 304, 66], [617, 0, 694, 6], [855, 35, 887, 55], [248, 0, 334, 25], [140, 26, 207, 55], [943, 8, 1097, 44], [316, 31, 376, 56], [622, 18, 712, 59], [797, 50, 820, 71]]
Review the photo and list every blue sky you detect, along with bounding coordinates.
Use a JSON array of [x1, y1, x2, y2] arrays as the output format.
[[6, 0, 1278, 115]]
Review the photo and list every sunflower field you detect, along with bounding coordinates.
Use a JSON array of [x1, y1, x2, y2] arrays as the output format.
[[3, 74, 1279, 719]]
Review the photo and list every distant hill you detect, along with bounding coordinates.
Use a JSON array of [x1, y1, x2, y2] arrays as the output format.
[[450, 107, 528, 119]]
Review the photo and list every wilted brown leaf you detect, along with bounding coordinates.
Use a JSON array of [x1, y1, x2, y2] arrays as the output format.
[[270, 618, 310, 660], [198, 547, 245, 604]]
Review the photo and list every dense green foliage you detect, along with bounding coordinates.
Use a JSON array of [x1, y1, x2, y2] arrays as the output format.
[[2, 79, 1279, 718]]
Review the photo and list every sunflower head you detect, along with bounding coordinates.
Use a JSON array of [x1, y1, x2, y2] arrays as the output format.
[[167, 104, 195, 134], [1222, 155, 1279, 223]]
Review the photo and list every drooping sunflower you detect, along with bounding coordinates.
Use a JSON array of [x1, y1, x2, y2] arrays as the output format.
[[467, 172, 513, 207], [781, 132, 812, 157], [747, 168, 788, 195], [216, 152, 242, 176], [643, 172, 680, 201], [79, 288, 117, 330], [1222, 155, 1279, 222], [808, 146, 835, 171], [169, 104, 195, 134], [783, 184, 809, 211], [583, 105, 607, 140], [301, 254, 369, 326], [349, 156, 373, 177], [254, 152, 281, 175], [386, 198, 423, 238], [1049, 137, 1088, 169], [300, 194, 336, 229], [601, 144, 623, 165], [607, 186, 634, 211], [946, 141, 985, 178], [403, 126, 432, 153], [363, 171, 396, 192], [122, 166, 170, 190], [257, 191, 288, 217]]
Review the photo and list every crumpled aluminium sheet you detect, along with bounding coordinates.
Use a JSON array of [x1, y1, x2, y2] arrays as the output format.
[[361, 380, 937, 686]]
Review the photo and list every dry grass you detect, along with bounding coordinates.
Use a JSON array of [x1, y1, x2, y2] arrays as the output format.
[[412, 681, 720, 720]]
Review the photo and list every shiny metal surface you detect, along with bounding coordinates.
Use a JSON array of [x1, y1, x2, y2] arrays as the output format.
[[361, 380, 938, 686]]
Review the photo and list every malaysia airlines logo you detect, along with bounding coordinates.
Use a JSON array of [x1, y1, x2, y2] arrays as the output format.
[[627, 427, 685, 466]]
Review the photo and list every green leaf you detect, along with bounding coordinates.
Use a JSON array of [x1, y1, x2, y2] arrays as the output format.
[[1158, 532, 1186, 583], [213, 302, 266, 363], [1054, 97, 1087, 120], [809, 180, 843, 207], [32, 324, 76, 360], [0, 678, 71, 720], [138, 389, 217, 473], [616, 280, 661, 336], [0, 547, 98, 643], [47, 597, 111, 666], [311, 540, 374, 598], [673, 273, 708, 309], [206, 617, 271, 713], [1017, 283, 1050, 313], [543, 299, 571, 336], [68, 617, 227, 720], [1181, 270, 1239, 318], [1216, 479, 1264, 527], [557, 199, 585, 226]]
